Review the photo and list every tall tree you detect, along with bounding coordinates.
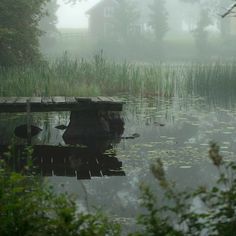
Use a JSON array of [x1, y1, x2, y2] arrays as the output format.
[[0, 0, 49, 66], [112, 0, 140, 42], [149, 0, 169, 43], [193, 8, 212, 54]]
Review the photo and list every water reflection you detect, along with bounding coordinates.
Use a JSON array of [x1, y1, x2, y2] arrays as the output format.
[[0, 109, 126, 179], [1, 93, 236, 227], [0, 145, 125, 179]]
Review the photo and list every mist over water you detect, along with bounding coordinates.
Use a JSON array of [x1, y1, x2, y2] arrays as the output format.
[[1, 0, 236, 233]]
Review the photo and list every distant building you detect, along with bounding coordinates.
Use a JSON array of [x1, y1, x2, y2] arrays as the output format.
[[86, 0, 216, 39], [86, 0, 117, 38]]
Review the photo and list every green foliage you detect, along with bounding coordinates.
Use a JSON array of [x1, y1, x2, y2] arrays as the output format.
[[192, 9, 212, 54], [149, 0, 169, 43], [0, 145, 121, 236], [112, 0, 140, 42], [132, 143, 236, 236], [0, 0, 49, 66], [0, 53, 176, 97]]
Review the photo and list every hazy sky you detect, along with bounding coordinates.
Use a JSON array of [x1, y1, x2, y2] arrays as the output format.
[[57, 0, 100, 28]]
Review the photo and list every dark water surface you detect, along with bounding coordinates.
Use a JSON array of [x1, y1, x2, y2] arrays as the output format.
[[1, 94, 236, 229]]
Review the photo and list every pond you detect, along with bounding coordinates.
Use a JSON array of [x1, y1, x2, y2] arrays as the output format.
[[1, 93, 236, 230]]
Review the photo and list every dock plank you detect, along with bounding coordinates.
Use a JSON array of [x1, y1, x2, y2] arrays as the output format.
[[42, 97, 53, 104], [0, 98, 6, 103], [0, 96, 124, 113], [30, 97, 42, 104], [15, 97, 28, 104], [65, 97, 77, 103], [97, 96, 114, 103], [5, 97, 17, 104], [52, 96, 66, 104]]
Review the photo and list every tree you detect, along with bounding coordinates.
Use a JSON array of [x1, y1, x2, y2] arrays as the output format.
[[0, 0, 50, 66], [193, 9, 212, 54], [149, 0, 169, 43], [221, 1, 236, 18], [112, 0, 140, 43]]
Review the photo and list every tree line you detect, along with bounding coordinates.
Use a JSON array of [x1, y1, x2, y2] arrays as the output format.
[[0, 0, 235, 66]]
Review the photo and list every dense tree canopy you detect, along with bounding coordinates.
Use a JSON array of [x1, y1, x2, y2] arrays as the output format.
[[0, 0, 49, 66], [112, 0, 139, 42], [149, 0, 168, 43]]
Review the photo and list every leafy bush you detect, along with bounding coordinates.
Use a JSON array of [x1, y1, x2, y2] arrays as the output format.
[[0, 145, 120, 236], [131, 142, 236, 236]]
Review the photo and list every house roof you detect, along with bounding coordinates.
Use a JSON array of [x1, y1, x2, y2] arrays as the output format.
[[86, 0, 118, 15]]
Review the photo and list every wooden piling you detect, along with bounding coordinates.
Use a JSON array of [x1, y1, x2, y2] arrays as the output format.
[[26, 99, 31, 145]]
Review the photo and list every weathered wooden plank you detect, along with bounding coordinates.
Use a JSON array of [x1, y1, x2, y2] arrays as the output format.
[[110, 97, 123, 102], [65, 97, 77, 103], [91, 97, 100, 103], [29, 97, 42, 104], [97, 96, 114, 103], [5, 97, 17, 104], [52, 96, 66, 104], [15, 97, 28, 104], [0, 96, 124, 113], [0, 97, 6, 104], [41, 97, 53, 104]]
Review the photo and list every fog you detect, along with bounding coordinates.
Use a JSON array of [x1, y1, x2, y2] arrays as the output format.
[[57, 0, 100, 28], [40, 0, 236, 61]]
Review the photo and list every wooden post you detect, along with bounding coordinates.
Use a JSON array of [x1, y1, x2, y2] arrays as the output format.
[[26, 99, 31, 145]]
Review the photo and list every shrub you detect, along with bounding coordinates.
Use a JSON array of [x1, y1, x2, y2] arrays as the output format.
[[131, 142, 236, 236], [0, 145, 120, 236]]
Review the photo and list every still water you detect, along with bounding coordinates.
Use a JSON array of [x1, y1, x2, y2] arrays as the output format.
[[1, 94, 236, 228]]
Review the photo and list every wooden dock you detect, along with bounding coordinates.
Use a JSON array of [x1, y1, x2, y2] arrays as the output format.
[[0, 96, 124, 113]]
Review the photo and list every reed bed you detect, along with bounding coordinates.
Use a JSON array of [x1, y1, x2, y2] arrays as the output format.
[[0, 55, 236, 98], [186, 62, 236, 97]]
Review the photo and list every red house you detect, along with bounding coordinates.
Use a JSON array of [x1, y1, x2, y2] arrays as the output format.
[[86, 0, 118, 38]]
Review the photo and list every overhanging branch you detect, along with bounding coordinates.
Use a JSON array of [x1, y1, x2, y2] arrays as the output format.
[[221, 2, 236, 18]]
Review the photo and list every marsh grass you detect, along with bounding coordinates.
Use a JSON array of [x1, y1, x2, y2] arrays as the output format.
[[186, 61, 236, 97], [0, 54, 236, 98], [0, 54, 178, 97]]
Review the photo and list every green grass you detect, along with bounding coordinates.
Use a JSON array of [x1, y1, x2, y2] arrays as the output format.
[[0, 54, 178, 97], [0, 54, 236, 99]]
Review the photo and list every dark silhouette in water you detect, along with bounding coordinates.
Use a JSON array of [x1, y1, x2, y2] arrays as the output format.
[[55, 124, 67, 130], [14, 125, 42, 139]]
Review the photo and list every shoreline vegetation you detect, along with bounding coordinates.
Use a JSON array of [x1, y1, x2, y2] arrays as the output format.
[[1, 143, 236, 235], [0, 54, 236, 99]]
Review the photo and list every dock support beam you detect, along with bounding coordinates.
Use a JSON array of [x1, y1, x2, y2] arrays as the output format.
[[26, 99, 31, 145]]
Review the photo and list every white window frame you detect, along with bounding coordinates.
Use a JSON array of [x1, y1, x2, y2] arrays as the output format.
[[104, 7, 114, 18]]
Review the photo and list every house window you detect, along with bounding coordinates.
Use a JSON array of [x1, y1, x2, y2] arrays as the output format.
[[104, 7, 114, 18]]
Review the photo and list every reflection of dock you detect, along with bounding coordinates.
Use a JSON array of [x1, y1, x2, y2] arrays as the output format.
[[0, 145, 125, 179]]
